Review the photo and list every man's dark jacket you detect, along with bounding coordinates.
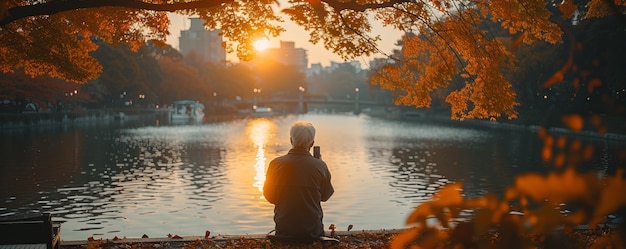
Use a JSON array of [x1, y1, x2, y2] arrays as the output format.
[[263, 148, 334, 241]]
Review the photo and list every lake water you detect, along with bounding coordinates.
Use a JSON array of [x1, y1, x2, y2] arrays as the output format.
[[0, 113, 622, 240]]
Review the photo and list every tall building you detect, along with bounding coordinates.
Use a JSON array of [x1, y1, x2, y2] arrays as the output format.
[[307, 63, 323, 76], [257, 41, 308, 72], [179, 18, 226, 63]]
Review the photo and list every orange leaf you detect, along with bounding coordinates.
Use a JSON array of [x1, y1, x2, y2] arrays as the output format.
[[561, 114, 584, 131], [538, 127, 548, 139], [544, 56, 573, 88], [557, 136, 567, 149], [433, 182, 464, 206], [554, 153, 566, 168], [514, 168, 599, 204], [591, 115, 602, 127], [543, 71, 564, 88], [390, 227, 421, 249], [542, 145, 553, 162], [544, 135, 554, 147], [587, 78, 602, 93], [570, 140, 582, 152], [583, 144, 594, 161]]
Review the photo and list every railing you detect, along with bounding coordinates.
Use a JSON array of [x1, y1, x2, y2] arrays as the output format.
[[244, 97, 388, 114]]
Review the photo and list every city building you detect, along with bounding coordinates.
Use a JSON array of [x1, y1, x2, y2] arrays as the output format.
[[307, 63, 323, 77], [306, 60, 363, 76], [257, 41, 308, 72], [179, 18, 226, 63]]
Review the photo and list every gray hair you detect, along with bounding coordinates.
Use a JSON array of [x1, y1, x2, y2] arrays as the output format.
[[290, 121, 316, 148]]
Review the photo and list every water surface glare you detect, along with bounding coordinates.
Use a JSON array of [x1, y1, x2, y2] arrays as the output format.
[[0, 114, 619, 240]]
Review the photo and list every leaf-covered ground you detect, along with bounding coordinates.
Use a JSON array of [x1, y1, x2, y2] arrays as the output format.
[[60, 226, 623, 249], [60, 230, 397, 249]]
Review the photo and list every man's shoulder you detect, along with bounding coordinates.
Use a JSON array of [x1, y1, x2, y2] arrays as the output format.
[[270, 153, 291, 163]]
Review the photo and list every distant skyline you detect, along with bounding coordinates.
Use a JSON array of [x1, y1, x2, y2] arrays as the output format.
[[165, 13, 404, 69]]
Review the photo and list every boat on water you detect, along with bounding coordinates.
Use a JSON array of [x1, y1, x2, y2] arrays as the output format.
[[252, 105, 274, 116], [169, 100, 205, 121]]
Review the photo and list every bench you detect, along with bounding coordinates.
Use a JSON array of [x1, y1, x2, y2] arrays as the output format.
[[0, 213, 61, 249]]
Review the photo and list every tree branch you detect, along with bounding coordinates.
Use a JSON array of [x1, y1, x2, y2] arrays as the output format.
[[321, 0, 412, 12], [1, 0, 236, 27], [0, 0, 411, 27]]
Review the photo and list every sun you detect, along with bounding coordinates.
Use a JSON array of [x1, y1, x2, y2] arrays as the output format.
[[252, 38, 270, 51]]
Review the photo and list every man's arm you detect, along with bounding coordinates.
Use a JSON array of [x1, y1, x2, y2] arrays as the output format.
[[263, 164, 277, 204], [320, 167, 334, 202]]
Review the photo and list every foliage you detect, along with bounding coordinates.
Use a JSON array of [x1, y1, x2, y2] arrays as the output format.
[[508, 14, 626, 123], [369, 1, 624, 120], [2, 0, 625, 119], [0, 0, 282, 83], [89, 40, 163, 105], [389, 170, 625, 248], [390, 117, 626, 248], [253, 61, 307, 99], [0, 71, 88, 110], [156, 55, 210, 105], [0, 1, 171, 83], [0, 39, 308, 110], [205, 63, 257, 102]]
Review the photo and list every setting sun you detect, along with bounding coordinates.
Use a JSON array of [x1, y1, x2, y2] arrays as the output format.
[[252, 38, 270, 51]]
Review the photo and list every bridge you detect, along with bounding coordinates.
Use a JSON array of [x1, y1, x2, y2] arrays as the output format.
[[248, 96, 388, 114]]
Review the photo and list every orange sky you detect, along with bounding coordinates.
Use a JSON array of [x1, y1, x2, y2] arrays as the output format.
[[165, 12, 404, 69]]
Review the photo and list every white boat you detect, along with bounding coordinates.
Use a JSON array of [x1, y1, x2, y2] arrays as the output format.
[[252, 105, 273, 116], [169, 100, 205, 121]]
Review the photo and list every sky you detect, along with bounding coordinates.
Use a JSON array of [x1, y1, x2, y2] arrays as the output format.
[[165, 11, 404, 69]]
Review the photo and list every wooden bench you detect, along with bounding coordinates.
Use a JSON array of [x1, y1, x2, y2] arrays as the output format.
[[0, 213, 61, 249]]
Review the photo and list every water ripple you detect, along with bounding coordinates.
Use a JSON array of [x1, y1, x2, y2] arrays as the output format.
[[0, 114, 619, 240]]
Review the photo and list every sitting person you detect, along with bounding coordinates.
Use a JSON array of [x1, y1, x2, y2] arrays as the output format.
[[263, 121, 334, 242]]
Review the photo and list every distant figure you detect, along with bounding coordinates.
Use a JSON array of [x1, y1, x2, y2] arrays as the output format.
[[263, 121, 334, 243]]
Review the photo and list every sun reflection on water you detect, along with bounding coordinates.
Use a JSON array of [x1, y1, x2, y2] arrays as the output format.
[[246, 118, 276, 197]]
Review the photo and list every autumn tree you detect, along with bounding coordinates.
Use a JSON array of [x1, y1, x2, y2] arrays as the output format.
[[157, 55, 213, 105], [501, 10, 626, 126], [1, 0, 625, 119], [252, 61, 306, 99], [179, 52, 258, 105], [0, 71, 89, 111], [87, 40, 163, 107], [206, 63, 256, 102]]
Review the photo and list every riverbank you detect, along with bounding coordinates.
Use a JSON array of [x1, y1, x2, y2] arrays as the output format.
[[59, 226, 623, 249], [395, 111, 626, 141], [60, 230, 394, 249], [2, 109, 625, 141], [0, 108, 169, 130]]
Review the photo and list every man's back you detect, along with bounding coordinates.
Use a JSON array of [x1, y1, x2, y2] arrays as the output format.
[[263, 148, 334, 242]]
